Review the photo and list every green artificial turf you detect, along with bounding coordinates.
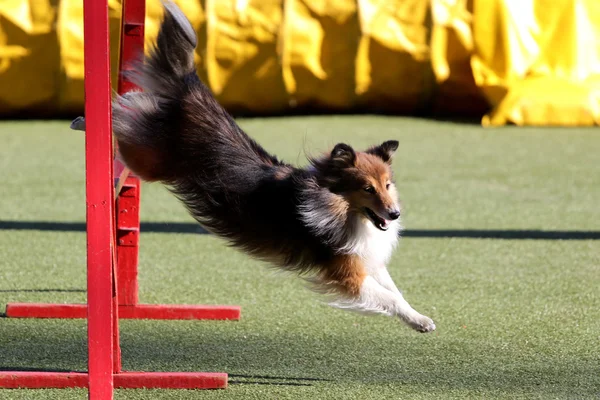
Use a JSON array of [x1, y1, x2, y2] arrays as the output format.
[[0, 117, 599, 399]]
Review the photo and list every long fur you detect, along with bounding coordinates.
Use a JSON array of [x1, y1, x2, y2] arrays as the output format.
[[112, 2, 436, 333]]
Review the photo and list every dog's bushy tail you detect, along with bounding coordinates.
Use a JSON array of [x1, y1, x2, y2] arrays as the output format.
[[112, 2, 283, 235], [113, 1, 277, 183], [112, 1, 200, 182], [131, 1, 197, 97]]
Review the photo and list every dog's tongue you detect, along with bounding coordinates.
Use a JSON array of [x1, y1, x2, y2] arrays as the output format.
[[381, 219, 390, 229]]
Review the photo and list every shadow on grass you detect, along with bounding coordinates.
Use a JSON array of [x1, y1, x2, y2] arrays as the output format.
[[228, 379, 313, 387], [0, 289, 85, 293], [0, 324, 87, 373], [228, 373, 331, 387], [0, 366, 83, 373], [1, 322, 596, 396], [1, 220, 599, 240], [0, 220, 209, 234]]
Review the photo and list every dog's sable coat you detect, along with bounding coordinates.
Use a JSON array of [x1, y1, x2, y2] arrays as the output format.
[[112, 2, 435, 333]]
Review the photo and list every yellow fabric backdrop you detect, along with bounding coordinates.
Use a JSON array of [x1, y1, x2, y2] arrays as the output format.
[[1, 0, 599, 125], [471, 0, 600, 126]]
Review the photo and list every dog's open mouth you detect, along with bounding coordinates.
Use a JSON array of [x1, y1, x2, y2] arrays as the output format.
[[364, 208, 390, 231]]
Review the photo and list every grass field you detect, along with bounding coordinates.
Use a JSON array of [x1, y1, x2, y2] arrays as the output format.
[[1, 117, 599, 399]]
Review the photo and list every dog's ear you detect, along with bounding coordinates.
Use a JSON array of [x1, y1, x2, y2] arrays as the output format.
[[330, 143, 356, 167], [366, 140, 399, 164]]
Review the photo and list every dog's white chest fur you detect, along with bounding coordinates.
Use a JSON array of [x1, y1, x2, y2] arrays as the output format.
[[340, 216, 401, 271]]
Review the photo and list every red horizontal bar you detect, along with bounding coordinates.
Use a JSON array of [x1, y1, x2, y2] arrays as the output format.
[[114, 372, 227, 389], [0, 371, 227, 389], [5, 303, 87, 318], [5, 303, 241, 320], [0, 372, 88, 389], [118, 304, 241, 320]]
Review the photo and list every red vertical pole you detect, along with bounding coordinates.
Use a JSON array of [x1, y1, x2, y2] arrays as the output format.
[[84, 0, 115, 398], [115, 180, 140, 306], [112, 263, 121, 375], [111, 234, 121, 374], [112, 0, 146, 373], [115, 0, 146, 307], [117, 0, 145, 95]]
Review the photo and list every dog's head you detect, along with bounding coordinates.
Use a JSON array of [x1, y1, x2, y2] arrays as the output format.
[[313, 140, 401, 231]]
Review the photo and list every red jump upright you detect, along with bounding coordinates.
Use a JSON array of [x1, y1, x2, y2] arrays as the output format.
[[4, 0, 240, 322], [1, 0, 238, 396]]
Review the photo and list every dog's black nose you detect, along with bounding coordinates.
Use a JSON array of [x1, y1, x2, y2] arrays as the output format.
[[388, 209, 401, 220]]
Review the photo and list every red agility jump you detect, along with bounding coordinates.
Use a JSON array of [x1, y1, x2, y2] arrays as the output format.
[[4, 0, 240, 323], [0, 0, 238, 396]]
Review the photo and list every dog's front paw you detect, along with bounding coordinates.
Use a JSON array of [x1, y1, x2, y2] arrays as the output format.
[[405, 314, 436, 333]]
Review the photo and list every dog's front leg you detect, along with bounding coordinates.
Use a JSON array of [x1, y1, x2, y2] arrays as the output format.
[[371, 266, 402, 294], [359, 276, 436, 333], [323, 255, 435, 332]]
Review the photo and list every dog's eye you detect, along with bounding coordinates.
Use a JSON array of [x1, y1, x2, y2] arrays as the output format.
[[385, 183, 391, 190], [364, 186, 376, 194]]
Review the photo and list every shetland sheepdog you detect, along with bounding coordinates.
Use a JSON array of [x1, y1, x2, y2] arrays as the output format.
[[111, 2, 435, 333]]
